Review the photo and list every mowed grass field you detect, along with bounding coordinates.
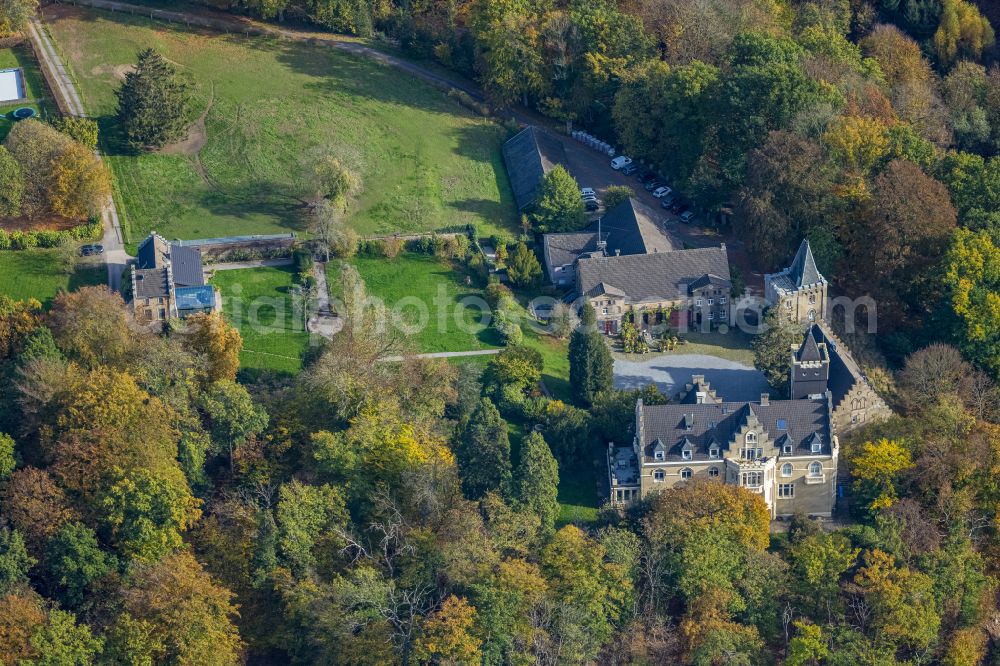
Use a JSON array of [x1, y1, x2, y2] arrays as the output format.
[[0, 250, 105, 306], [345, 254, 501, 354], [211, 265, 311, 375], [0, 46, 52, 141], [43, 6, 517, 248]]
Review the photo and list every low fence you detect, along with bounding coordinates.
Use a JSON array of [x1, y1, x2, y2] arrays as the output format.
[[176, 233, 298, 261]]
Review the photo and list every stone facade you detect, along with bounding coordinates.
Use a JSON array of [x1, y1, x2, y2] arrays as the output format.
[[764, 239, 828, 325], [793, 323, 892, 436], [129, 232, 218, 326], [609, 389, 838, 518], [578, 246, 733, 335]]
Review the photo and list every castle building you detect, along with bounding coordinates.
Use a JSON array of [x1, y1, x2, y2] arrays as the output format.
[[792, 323, 892, 435], [764, 239, 828, 325], [608, 385, 838, 518]]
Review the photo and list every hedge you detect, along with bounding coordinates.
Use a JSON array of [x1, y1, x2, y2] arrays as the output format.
[[0, 220, 103, 250]]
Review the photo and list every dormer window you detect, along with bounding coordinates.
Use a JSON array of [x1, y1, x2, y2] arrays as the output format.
[[811, 440, 821, 453], [783, 443, 793, 454], [682, 450, 692, 460], [709, 447, 719, 459], [654, 451, 664, 461]]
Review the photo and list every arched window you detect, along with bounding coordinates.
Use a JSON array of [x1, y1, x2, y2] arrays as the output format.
[[808, 309, 816, 322], [809, 293, 817, 304], [708, 467, 719, 478], [781, 463, 793, 477], [808, 462, 822, 478], [681, 468, 692, 480], [653, 470, 665, 482], [745, 432, 757, 445]]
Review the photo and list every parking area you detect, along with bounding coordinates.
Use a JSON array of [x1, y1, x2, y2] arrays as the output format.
[[549, 129, 763, 292], [614, 353, 770, 402]]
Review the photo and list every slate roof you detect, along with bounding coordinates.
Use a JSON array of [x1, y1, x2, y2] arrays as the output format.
[[543, 231, 603, 277], [577, 246, 730, 303], [136, 232, 170, 270], [798, 332, 823, 363], [133, 267, 169, 300], [170, 245, 205, 287], [787, 239, 824, 288], [638, 397, 833, 463], [806, 324, 864, 407], [688, 273, 733, 291], [593, 198, 675, 257], [502, 126, 569, 210]]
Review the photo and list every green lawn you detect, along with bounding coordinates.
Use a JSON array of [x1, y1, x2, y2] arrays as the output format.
[[0, 250, 105, 305], [210, 265, 312, 375], [340, 254, 501, 354], [614, 328, 756, 366], [0, 45, 52, 141], [44, 6, 517, 248]]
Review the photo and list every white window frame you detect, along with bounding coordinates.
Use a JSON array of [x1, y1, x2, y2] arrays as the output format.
[[695, 298, 703, 307], [740, 471, 763, 488], [654, 451, 664, 461], [778, 483, 795, 498], [682, 450, 692, 460], [719, 297, 727, 305], [781, 462, 793, 477], [809, 293, 816, 304], [811, 441, 821, 453], [708, 466, 719, 478], [709, 447, 719, 459], [708, 312, 714, 320], [707, 298, 714, 305], [808, 461, 823, 478], [745, 432, 757, 445], [653, 470, 665, 482], [680, 468, 692, 480]]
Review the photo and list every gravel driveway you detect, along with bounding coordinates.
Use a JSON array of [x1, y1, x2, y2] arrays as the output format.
[[614, 354, 770, 402]]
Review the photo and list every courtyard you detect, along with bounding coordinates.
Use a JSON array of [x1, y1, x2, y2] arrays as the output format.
[[614, 353, 770, 402]]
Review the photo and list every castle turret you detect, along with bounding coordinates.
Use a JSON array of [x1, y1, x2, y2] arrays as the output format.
[[790, 326, 830, 400]]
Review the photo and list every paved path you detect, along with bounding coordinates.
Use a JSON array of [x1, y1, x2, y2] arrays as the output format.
[[27, 16, 128, 290], [379, 349, 501, 363], [206, 258, 294, 271], [614, 353, 770, 402]]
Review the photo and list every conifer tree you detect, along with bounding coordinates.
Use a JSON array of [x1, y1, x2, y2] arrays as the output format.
[[515, 431, 559, 535], [455, 397, 512, 499], [569, 303, 614, 406], [116, 48, 191, 151]]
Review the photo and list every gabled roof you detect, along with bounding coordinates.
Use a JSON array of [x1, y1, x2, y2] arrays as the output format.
[[577, 246, 731, 303], [502, 126, 569, 210], [788, 239, 824, 287], [585, 282, 626, 298], [542, 231, 603, 278], [136, 232, 171, 270], [688, 273, 732, 292], [638, 396, 833, 463], [593, 198, 675, 257], [133, 267, 169, 300], [169, 245, 205, 287]]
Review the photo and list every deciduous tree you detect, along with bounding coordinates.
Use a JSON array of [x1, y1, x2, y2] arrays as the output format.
[[0, 146, 23, 217], [182, 312, 242, 384], [933, 0, 995, 67], [849, 438, 914, 511], [752, 308, 804, 397], [414, 595, 482, 665], [531, 165, 585, 233], [43, 522, 113, 609], [47, 141, 111, 220], [0, 0, 36, 35], [198, 379, 269, 472]]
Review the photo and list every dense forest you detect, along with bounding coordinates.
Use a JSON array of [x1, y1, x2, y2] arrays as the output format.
[[4, 0, 1000, 664]]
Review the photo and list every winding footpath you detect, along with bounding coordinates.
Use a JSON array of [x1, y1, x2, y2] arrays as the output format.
[[26, 16, 128, 291]]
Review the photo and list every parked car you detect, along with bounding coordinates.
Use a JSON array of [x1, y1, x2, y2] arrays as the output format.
[[585, 199, 600, 211], [652, 186, 672, 198], [610, 156, 633, 170], [80, 244, 105, 256], [644, 179, 664, 192], [621, 163, 639, 176], [679, 210, 697, 224], [580, 187, 596, 198], [660, 195, 675, 208]]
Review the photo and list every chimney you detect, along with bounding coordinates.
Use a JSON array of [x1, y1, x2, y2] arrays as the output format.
[[692, 374, 704, 385], [615, 249, 621, 256], [760, 393, 769, 406], [720, 242, 726, 250]]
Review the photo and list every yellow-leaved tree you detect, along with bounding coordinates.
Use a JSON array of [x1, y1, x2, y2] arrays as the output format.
[[849, 438, 914, 511]]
